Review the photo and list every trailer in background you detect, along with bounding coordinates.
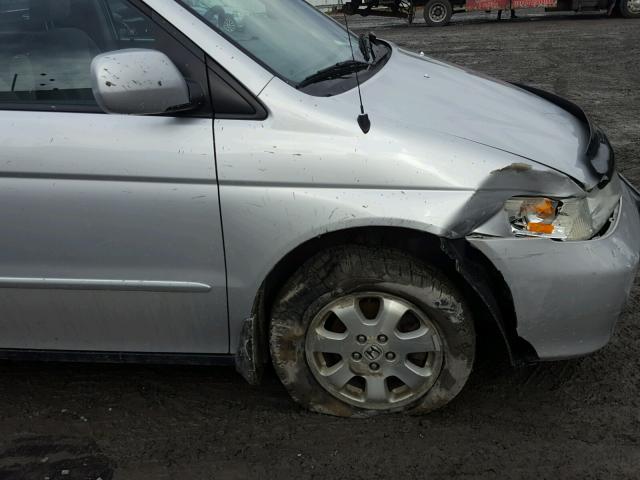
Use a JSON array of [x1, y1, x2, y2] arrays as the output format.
[[336, 0, 639, 26]]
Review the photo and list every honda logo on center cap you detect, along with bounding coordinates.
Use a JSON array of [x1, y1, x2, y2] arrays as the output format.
[[363, 344, 383, 361]]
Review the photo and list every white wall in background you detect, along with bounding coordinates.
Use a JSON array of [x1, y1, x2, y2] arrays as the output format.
[[308, 0, 340, 7]]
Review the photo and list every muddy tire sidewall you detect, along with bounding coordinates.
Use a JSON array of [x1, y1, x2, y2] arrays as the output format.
[[269, 246, 475, 418]]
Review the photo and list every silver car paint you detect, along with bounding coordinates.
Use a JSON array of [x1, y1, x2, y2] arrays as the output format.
[[1, 0, 638, 362], [209, 37, 633, 356], [470, 184, 640, 359], [0, 110, 227, 352], [91, 49, 191, 115]]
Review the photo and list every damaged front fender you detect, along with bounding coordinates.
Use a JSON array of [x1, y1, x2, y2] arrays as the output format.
[[467, 179, 640, 359], [442, 161, 584, 238]]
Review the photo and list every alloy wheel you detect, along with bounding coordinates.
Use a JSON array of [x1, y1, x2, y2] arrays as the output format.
[[305, 292, 443, 410]]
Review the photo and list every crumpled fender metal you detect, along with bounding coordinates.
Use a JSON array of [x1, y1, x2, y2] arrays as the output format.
[[230, 163, 583, 374], [442, 162, 584, 238], [468, 180, 640, 359], [439, 238, 536, 366]]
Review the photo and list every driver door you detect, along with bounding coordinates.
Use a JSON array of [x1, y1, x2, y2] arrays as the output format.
[[0, 0, 228, 354]]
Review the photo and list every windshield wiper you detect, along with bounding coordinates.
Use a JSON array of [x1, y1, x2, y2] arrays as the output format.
[[297, 60, 370, 89]]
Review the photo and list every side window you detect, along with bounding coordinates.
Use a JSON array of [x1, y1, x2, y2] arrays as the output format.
[[107, 0, 155, 43], [0, 0, 210, 114]]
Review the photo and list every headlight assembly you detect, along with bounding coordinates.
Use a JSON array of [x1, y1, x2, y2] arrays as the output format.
[[505, 197, 595, 240], [504, 174, 622, 241]]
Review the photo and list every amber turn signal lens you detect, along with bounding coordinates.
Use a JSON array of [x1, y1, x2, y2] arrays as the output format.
[[527, 222, 554, 234], [533, 198, 556, 218]]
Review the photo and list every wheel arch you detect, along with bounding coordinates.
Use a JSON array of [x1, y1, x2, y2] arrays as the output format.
[[235, 225, 537, 384]]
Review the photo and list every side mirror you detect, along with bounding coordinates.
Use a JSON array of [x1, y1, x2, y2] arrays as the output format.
[[90, 49, 199, 115]]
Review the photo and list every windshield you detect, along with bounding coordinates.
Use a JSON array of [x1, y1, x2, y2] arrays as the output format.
[[179, 0, 371, 85]]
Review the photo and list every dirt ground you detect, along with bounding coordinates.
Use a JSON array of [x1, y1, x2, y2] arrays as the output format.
[[1, 12, 639, 480]]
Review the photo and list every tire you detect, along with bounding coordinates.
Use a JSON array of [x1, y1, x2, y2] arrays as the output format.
[[269, 245, 475, 417], [423, 0, 453, 26], [619, 0, 640, 17]]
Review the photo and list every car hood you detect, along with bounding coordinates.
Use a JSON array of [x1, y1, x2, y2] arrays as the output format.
[[361, 46, 602, 190]]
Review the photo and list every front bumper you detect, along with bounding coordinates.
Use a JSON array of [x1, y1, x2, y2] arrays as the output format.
[[468, 177, 640, 360]]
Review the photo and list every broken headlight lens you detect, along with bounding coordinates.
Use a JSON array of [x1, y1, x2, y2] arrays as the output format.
[[505, 196, 596, 240]]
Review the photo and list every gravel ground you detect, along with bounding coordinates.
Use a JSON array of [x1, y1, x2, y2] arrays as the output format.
[[1, 12, 639, 480]]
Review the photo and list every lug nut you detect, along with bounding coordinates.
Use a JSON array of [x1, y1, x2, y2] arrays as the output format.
[[370, 362, 380, 371], [385, 352, 396, 361], [352, 352, 362, 360], [356, 334, 367, 344], [377, 334, 388, 343]]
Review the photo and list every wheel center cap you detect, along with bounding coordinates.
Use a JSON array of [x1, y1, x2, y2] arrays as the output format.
[[363, 343, 383, 361]]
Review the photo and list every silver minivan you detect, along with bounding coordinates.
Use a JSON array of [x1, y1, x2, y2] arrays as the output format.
[[1, 0, 639, 417]]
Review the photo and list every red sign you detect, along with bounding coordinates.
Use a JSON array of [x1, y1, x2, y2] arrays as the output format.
[[466, 0, 508, 10], [512, 0, 557, 7], [466, 0, 557, 10]]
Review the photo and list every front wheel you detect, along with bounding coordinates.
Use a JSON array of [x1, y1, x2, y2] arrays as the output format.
[[619, 0, 640, 17], [423, 0, 453, 26], [269, 246, 475, 417]]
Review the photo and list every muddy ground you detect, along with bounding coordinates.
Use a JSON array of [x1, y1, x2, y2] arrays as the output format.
[[1, 12, 639, 480]]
